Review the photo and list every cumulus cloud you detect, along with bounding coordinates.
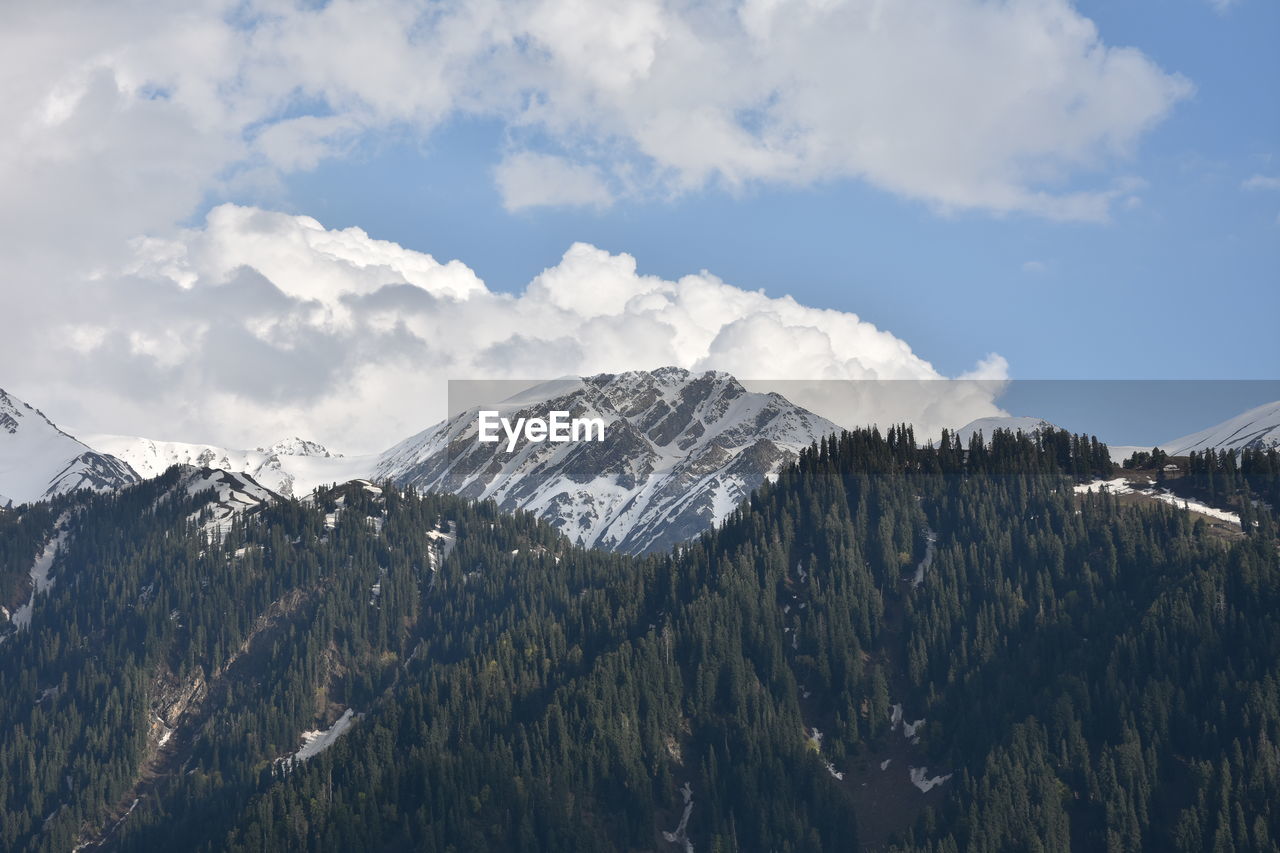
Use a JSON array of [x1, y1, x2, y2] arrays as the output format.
[[0, 0, 1188, 240], [20, 205, 1005, 451], [0, 0, 1183, 449]]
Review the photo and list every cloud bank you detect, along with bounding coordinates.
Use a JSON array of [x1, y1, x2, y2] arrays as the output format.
[[2, 0, 1189, 237], [0, 0, 1188, 449], [25, 205, 1005, 451]]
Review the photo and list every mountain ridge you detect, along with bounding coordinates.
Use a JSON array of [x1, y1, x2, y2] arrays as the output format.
[[374, 368, 842, 554], [81, 433, 371, 499], [1159, 399, 1280, 456], [8, 381, 1278, 554], [0, 388, 139, 506]]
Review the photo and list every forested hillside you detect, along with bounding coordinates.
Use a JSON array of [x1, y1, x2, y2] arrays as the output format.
[[0, 427, 1275, 852]]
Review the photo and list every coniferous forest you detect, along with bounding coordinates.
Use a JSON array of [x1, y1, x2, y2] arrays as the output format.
[[1, 427, 1277, 851]]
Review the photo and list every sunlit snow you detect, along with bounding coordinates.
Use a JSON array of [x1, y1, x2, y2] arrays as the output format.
[[292, 708, 357, 763], [1074, 478, 1241, 526]]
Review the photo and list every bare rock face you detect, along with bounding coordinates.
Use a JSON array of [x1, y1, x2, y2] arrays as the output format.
[[156, 670, 207, 727], [148, 667, 208, 748], [376, 368, 840, 555]]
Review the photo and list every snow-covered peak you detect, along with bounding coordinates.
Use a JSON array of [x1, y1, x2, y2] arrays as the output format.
[[954, 416, 1057, 445], [376, 368, 839, 554], [258, 437, 341, 458], [0, 389, 138, 506], [1160, 400, 1280, 456], [83, 433, 372, 499], [492, 377, 588, 410]]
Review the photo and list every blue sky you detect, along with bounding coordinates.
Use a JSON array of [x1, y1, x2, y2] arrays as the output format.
[[240, 0, 1280, 383]]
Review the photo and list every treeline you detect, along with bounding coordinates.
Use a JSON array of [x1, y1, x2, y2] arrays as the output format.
[[1182, 446, 1280, 519]]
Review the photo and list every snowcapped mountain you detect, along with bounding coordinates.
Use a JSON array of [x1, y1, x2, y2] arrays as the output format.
[[1159, 400, 1280, 456], [81, 434, 372, 498], [375, 368, 840, 555], [74, 370, 838, 554], [956, 400, 1280, 462], [258, 437, 341, 458], [175, 466, 282, 539], [0, 389, 138, 507], [953, 416, 1057, 445]]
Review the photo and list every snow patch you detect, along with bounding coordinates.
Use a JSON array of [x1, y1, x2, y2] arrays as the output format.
[[909, 766, 952, 793], [1147, 491, 1241, 525], [908, 527, 936, 588], [1075, 478, 1241, 526], [1073, 478, 1133, 496], [9, 514, 70, 632], [292, 708, 357, 763], [903, 719, 925, 741], [155, 714, 174, 747], [662, 781, 695, 853]]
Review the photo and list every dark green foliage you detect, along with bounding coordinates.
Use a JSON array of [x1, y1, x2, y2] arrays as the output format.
[[1124, 448, 1168, 470], [0, 424, 1275, 853], [1181, 446, 1280, 525]]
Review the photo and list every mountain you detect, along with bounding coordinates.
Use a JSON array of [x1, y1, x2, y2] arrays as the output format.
[[82, 433, 372, 498], [2, 424, 1273, 852], [177, 466, 283, 539], [374, 367, 841, 554], [0, 388, 138, 506], [1159, 399, 1280, 456], [258, 437, 341, 458], [953, 415, 1056, 445], [45, 369, 839, 555]]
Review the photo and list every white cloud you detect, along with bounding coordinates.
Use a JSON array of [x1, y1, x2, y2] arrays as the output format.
[[495, 152, 614, 211], [20, 205, 1005, 451], [0, 0, 1189, 234], [1022, 260, 1048, 274], [1243, 174, 1280, 191], [961, 354, 1012, 381], [0, 1, 1184, 449]]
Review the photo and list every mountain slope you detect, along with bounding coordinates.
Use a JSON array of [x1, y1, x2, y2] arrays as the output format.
[[2, 425, 1273, 852], [953, 415, 1056, 445], [82, 433, 372, 498], [64, 368, 837, 555], [0, 389, 138, 506], [1160, 399, 1280, 455], [375, 367, 841, 554]]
